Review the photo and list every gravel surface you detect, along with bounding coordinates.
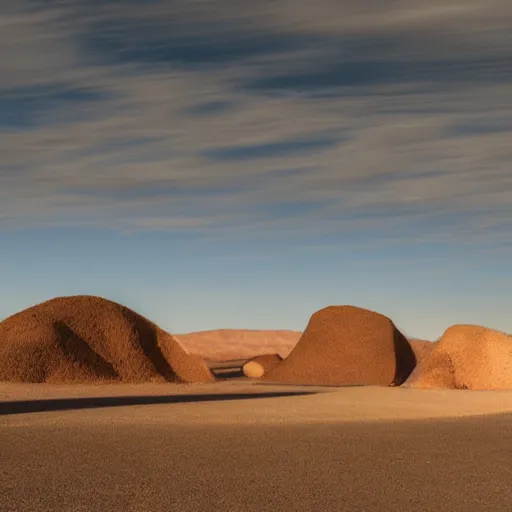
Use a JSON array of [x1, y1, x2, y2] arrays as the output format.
[[2, 382, 512, 511]]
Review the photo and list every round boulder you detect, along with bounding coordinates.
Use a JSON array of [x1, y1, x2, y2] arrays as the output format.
[[243, 354, 283, 378]]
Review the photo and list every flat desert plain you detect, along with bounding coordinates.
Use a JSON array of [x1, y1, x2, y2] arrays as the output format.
[[2, 381, 512, 512]]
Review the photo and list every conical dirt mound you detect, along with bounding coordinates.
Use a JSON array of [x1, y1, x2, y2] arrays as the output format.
[[405, 324, 512, 390], [263, 305, 416, 386], [0, 295, 214, 384], [243, 353, 283, 378]]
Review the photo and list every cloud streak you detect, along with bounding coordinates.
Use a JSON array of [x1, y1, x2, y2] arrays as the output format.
[[0, 0, 511, 252]]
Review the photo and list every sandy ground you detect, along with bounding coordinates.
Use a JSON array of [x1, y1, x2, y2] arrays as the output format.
[[2, 381, 512, 424], [2, 382, 512, 511]]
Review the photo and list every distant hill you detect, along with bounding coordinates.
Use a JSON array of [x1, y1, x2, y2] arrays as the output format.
[[174, 329, 301, 361], [175, 328, 430, 362]]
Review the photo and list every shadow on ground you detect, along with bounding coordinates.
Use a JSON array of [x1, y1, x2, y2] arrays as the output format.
[[0, 391, 317, 416]]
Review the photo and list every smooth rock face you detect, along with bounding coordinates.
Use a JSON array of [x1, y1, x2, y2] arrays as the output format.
[[0, 295, 214, 384], [263, 305, 416, 386], [406, 324, 512, 390], [243, 354, 283, 378]]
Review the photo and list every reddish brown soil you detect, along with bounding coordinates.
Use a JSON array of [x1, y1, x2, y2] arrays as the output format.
[[0, 295, 213, 384], [263, 305, 416, 386], [406, 324, 512, 390]]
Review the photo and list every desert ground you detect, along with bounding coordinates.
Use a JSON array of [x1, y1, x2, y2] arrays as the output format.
[[2, 381, 512, 512], [2, 298, 512, 511]]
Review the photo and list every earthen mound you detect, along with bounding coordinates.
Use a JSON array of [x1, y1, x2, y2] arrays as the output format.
[[243, 354, 283, 378], [406, 324, 512, 390], [409, 339, 435, 364], [0, 295, 214, 384], [263, 305, 416, 386]]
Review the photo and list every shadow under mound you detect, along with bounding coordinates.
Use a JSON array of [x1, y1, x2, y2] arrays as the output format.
[[0, 391, 318, 416], [207, 359, 249, 379], [214, 368, 245, 379]]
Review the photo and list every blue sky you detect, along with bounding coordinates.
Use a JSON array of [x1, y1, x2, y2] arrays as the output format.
[[1, 0, 511, 340]]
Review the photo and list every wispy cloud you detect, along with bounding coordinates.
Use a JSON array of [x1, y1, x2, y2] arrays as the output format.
[[0, 84, 106, 128], [0, 0, 511, 252], [202, 134, 341, 162]]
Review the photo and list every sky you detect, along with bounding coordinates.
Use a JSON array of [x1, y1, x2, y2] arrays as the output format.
[[0, 0, 511, 340]]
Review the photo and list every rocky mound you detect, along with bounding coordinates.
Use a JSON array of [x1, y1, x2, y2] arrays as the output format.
[[0, 295, 214, 384], [243, 354, 283, 378], [263, 305, 416, 386], [406, 324, 512, 390]]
